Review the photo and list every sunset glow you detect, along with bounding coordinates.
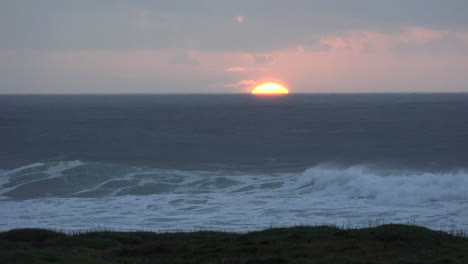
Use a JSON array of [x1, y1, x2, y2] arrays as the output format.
[[251, 82, 289, 94]]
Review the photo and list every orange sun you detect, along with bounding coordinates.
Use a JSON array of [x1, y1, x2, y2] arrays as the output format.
[[251, 82, 289, 94]]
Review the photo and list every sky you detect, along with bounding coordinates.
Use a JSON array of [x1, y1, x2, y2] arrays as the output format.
[[1, 0, 468, 94]]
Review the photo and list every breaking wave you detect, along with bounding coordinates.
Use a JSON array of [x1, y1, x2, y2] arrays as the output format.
[[1, 161, 467, 204], [1, 161, 467, 231]]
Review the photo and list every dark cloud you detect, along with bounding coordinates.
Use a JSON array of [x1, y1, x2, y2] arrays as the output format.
[[251, 54, 274, 64]]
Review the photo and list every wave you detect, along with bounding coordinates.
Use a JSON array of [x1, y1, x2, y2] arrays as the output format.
[[1, 161, 467, 205], [299, 165, 468, 204], [1, 161, 468, 232]]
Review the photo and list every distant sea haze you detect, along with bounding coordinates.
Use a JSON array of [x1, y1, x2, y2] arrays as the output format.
[[1, 94, 467, 231]]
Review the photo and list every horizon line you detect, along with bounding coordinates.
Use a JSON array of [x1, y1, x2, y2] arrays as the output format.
[[1, 91, 468, 96]]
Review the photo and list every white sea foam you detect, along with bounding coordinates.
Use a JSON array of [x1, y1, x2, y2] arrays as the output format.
[[0, 163, 44, 186], [0, 161, 467, 232], [0, 161, 83, 197], [298, 165, 468, 204]]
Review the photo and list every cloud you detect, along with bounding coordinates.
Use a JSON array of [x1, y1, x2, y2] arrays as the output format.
[[2, 1, 468, 52], [219, 67, 268, 72], [315, 27, 468, 55], [224, 80, 257, 87], [251, 54, 274, 64], [2, 34, 468, 94], [2, 1, 468, 94], [171, 51, 200, 65], [393, 29, 468, 54], [220, 67, 249, 72]]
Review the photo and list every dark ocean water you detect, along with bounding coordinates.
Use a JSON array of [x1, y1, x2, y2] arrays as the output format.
[[1, 94, 467, 231]]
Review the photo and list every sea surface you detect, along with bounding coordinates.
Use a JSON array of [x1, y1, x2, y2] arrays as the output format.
[[1, 94, 467, 232]]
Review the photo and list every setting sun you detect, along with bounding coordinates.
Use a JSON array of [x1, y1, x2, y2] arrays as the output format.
[[251, 82, 289, 94]]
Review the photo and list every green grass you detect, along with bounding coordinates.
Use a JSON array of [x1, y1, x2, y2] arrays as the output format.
[[0, 224, 467, 264]]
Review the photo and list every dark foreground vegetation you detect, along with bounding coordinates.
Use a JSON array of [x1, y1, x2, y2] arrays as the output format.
[[0, 224, 467, 264]]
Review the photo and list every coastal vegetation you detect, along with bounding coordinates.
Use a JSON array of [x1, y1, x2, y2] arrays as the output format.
[[1, 224, 467, 263]]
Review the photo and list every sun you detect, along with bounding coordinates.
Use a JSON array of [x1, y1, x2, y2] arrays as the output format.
[[251, 82, 289, 94]]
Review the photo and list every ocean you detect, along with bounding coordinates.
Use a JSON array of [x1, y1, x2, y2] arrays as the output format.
[[1, 94, 467, 232]]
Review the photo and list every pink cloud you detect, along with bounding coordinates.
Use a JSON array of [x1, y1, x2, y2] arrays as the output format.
[[236, 16, 244, 24], [318, 27, 458, 54], [219, 67, 269, 72], [221, 67, 250, 72], [400, 27, 445, 44], [4, 26, 468, 93], [456, 32, 468, 43], [224, 80, 257, 87]]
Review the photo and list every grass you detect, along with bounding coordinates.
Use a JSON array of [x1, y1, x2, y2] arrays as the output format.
[[0, 224, 467, 263]]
